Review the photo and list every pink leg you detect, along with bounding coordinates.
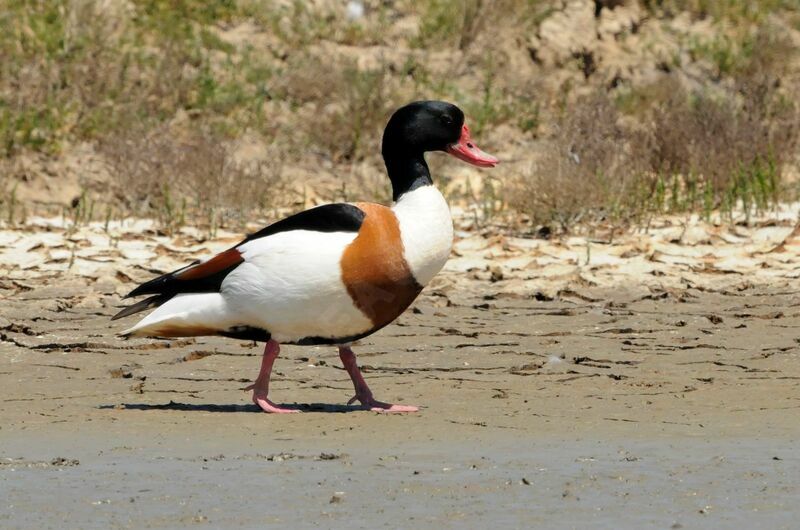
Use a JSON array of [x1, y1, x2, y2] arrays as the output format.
[[338, 346, 419, 413], [244, 340, 299, 414]]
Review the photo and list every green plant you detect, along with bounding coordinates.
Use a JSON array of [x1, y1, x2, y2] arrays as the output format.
[[414, 0, 549, 49], [6, 183, 18, 226], [688, 33, 755, 78]]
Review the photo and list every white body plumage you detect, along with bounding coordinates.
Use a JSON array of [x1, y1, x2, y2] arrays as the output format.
[[122, 185, 453, 343]]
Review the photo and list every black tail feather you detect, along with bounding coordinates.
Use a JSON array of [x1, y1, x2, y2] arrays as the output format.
[[124, 262, 197, 299], [111, 294, 173, 321]]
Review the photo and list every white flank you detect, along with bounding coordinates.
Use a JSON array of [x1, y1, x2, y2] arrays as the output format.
[[124, 230, 373, 343], [223, 230, 372, 342], [392, 185, 454, 285]]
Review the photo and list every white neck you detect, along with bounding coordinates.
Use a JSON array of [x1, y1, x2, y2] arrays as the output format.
[[391, 185, 453, 286]]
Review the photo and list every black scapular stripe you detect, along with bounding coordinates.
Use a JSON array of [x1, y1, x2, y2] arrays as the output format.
[[239, 203, 365, 244]]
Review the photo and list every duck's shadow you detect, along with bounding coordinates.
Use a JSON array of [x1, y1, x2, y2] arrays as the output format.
[[99, 401, 367, 413]]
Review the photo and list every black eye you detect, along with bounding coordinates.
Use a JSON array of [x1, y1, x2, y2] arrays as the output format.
[[440, 115, 453, 126]]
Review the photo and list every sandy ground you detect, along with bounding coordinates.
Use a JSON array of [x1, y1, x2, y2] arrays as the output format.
[[2, 208, 800, 529]]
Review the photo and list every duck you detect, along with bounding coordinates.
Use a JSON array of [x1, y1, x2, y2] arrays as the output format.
[[112, 100, 498, 413]]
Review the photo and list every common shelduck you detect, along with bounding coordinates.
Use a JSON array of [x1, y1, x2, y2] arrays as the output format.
[[113, 101, 498, 413]]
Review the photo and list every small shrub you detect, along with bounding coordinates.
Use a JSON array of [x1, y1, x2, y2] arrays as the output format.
[[510, 92, 653, 231], [511, 67, 800, 232], [688, 34, 755, 79], [281, 58, 399, 162], [102, 125, 286, 234]]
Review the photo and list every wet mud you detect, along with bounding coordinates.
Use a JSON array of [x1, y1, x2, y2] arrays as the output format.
[[2, 215, 800, 528]]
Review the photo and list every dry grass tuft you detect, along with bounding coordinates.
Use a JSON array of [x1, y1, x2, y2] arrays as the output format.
[[510, 14, 800, 233], [102, 126, 286, 235], [512, 67, 799, 231], [511, 93, 652, 231]]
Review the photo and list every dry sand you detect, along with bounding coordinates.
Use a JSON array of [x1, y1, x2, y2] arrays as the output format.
[[2, 208, 800, 529]]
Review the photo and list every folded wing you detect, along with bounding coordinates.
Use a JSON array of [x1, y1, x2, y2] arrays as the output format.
[[112, 203, 366, 322]]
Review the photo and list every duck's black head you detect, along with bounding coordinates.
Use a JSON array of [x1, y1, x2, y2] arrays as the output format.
[[382, 101, 498, 200]]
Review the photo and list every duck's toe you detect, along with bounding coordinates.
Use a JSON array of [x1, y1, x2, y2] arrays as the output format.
[[348, 394, 419, 413]]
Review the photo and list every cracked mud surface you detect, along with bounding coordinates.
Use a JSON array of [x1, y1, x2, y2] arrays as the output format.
[[2, 215, 800, 528]]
